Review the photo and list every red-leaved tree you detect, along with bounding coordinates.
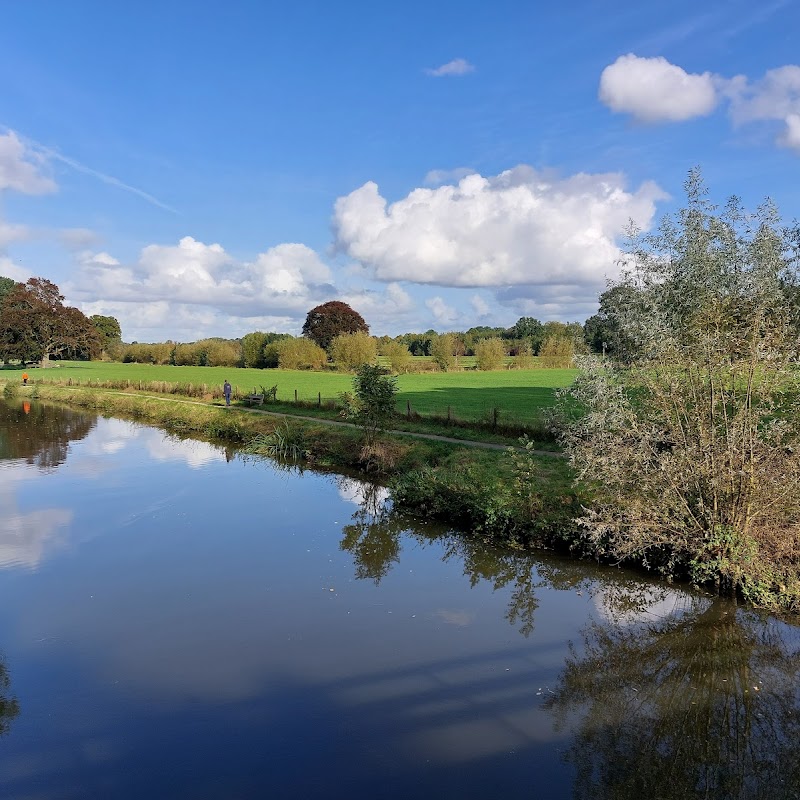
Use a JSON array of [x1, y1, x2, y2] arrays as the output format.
[[302, 301, 369, 351]]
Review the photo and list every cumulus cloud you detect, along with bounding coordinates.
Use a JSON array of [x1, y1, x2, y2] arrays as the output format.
[[333, 167, 664, 290], [425, 296, 459, 325], [599, 54, 719, 122], [0, 131, 56, 194], [425, 58, 475, 77], [600, 55, 800, 154], [727, 65, 800, 152], [471, 294, 490, 317], [72, 236, 334, 317]]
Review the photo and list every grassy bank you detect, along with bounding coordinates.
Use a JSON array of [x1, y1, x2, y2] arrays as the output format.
[[6, 381, 580, 551], [1, 360, 576, 428]]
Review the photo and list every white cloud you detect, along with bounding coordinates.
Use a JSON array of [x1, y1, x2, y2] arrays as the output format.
[[425, 58, 475, 77], [333, 167, 665, 289], [471, 295, 490, 317], [727, 65, 800, 151], [599, 54, 719, 123], [782, 113, 800, 150], [426, 296, 459, 325], [72, 236, 334, 322], [0, 256, 29, 281], [600, 55, 800, 154], [0, 131, 56, 194], [0, 221, 29, 251]]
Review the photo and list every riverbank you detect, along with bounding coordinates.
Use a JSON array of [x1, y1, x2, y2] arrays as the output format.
[[8, 379, 800, 612], [4, 381, 580, 552]]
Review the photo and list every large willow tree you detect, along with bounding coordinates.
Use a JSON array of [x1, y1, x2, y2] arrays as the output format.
[[562, 171, 800, 609]]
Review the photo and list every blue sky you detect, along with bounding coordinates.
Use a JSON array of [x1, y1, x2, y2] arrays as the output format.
[[0, 0, 798, 342]]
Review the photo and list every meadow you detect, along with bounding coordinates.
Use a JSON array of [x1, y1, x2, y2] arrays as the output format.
[[4, 360, 577, 426]]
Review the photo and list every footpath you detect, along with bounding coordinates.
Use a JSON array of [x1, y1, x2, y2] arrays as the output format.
[[101, 390, 567, 459]]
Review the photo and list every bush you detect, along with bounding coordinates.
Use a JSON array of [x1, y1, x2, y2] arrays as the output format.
[[339, 363, 398, 446], [276, 337, 328, 370], [474, 337, 506, 370], [539, 336, 573, 368], [560, 171, 800, 609], [379, 341, 413, 374], [330, 331, 377, 372], [430, 333, 457, 371]]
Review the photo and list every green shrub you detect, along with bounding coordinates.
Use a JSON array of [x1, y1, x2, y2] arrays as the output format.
[[276, 337, 328, 370], [330, 331, 377, 372]]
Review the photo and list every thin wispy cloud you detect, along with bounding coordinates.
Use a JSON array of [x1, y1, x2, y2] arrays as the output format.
[[2, 126, 177, 213], [425, 58, 475, 77]]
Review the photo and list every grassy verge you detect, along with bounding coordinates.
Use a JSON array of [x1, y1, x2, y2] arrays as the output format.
[[5, 380, 581, 552], [3, 360, 576, 428]]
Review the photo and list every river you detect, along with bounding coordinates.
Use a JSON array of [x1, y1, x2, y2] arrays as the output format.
[[1, 398, 799, 799]]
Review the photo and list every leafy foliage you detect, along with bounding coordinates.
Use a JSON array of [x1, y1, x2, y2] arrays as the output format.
[[474, 337, 506, 370], [430, 332, 458, 371], [329, 330, 377, 372], [276, 337, 328, 370], [560, 171, 800, 608], [0, 277, 100, 364], [379, 340, 413, 373], [339, 363, 398, 446]]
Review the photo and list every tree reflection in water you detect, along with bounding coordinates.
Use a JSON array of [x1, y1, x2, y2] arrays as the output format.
[[545, 600, 800, 799], [0, 656, 19, 737], [0, 400, 95, 471], [337, 476, 664, 638]]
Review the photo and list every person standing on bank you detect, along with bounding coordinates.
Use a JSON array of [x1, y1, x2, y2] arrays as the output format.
[[22, 372, 28, 385], [223, 380, 232, 406]]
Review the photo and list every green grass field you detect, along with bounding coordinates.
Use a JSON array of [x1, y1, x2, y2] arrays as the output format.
[[3, 360, 577, 426]]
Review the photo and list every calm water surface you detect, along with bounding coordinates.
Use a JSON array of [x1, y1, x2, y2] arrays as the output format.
[[1, 399, 799, 799]]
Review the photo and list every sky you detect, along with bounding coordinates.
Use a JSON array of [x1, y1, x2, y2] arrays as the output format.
[[0, 0, 798, 343]]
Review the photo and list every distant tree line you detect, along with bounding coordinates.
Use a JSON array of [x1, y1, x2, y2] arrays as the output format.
[[0, 276, 598, 373]]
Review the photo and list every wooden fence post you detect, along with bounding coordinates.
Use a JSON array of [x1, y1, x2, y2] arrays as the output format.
[[318, 392, 321, 407], [294, 389, 298, 403], [407, 400, 411, 419]]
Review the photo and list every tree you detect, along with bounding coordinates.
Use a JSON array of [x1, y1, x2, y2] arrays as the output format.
[[583, 285, 640, 359], [0, 276, 17, 306], [430, 332, 457, 371], [508, 316, 544, 353], [302, 301, 368, 351], [275, 337, 328, 370], [0, 278, 99, 366], [380, 340, 413, 374], [539, 335, 574, 368], [474, 337, 506, 370], [240, 331, 270, 368], [560, 171, 800, 608], [330, 330, 377, 372], [90, 314, 122, 356], [339, 363, 398, 448]]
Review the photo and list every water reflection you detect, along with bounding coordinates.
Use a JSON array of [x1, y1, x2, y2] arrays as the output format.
[[0, 655, 19, 737], [546, 601, 800, 799], [0, 401, 95, 471], [337, 477, 680, 639]]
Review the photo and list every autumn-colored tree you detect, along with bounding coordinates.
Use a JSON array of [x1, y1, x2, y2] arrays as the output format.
[[302, 301, 368, 351], [330, 331, 377, 372], [0, 277, 99, 366]]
